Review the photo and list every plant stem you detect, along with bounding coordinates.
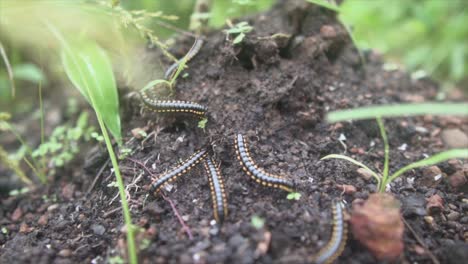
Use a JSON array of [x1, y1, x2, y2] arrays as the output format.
[[377, 117, 389, 192], [95, 113, 137, 264]]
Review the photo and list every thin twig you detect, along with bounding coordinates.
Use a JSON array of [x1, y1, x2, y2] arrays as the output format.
[[161, 193, 194, 240], [86, 158, 110, 195], [153, 20, 200, 38], [403, 218, 440, 264], [126, 157, 194, 240]]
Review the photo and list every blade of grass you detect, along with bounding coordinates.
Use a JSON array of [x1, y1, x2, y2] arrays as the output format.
[[141, 79, 171, 93], [387, 148, 468, 184], [46, 22, 122, 145], [327, 103, 468, 122], [321, 154, 381, 186], [376, 117, 389, 191], [49, 24, 137, 263], [0, 40, 15, 98]]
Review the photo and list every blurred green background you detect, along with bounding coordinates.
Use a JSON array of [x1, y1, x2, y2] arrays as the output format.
[[1, 0, 467, 101]]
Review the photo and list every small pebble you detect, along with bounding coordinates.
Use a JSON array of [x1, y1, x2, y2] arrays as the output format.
[[446, 211, 460, 221], [38, 214, 49, 226], [47, 204, 59, 212], [449, 170, 467, 189], [357, 168, 374, 181], [58, 249, 72, 257], [441, 129, 468, 148], [426, 194, 444, 215], [91, 224, 106, 235]]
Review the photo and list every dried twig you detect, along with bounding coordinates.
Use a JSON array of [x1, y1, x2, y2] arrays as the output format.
[[403, 218, 440, 264]]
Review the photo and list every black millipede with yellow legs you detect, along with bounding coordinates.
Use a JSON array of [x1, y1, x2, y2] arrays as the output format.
[[234, 133, 295, 192], [150, 148, 209, 194], [310, 200, 348, 264], [203, 157, 228, 224], [139, 37, 207, 119]]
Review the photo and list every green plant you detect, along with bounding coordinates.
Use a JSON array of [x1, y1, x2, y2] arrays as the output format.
[[286, 192, 302, 200], [0, 112, 46, 184], [49, 26, 137, 263], [340, 0, 468, 87], [327, 103, 468, 122], [251, 215, 265, 229], [223, 21, 253, 44], [322, 117, 468, 192], [32, 112, 94, 169]]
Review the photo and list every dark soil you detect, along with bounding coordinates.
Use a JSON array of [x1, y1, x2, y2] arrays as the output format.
[[1, 1, 467, 264]]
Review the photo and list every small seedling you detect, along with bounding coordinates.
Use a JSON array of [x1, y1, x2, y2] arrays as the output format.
[[224, 21, 253, 44], [322, 117, 468, 193], [107, 181, 119, 188], [287, 192, 302, 200], [32, 112, 94, 170], [118, 147, 133, 160], [109, 256, 125, 264], [251, 215, 265, 229], [91, 131, 104, 142], [198, 118, 208, 129], [8, 187, 29, 196], [1, 227, 8, 234]]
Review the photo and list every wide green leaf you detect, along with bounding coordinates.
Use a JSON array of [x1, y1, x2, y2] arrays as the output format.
[[61, 40, 121, 144]]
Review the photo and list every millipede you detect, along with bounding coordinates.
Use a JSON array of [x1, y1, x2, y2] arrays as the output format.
[[203, 157, 228, 224], [234, 133, 294, 192], [311, 200, 348, 264], [150, 148, 209, 195], [140, 98, 208, 118], [164, 38, 204, 80]]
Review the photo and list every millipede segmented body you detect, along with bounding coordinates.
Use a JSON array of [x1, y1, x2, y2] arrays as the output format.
[[203, 157, 228, 224], [234, 133, 294, 192], [150, 148, 208, 194], [311, 200, 348, 264], [141, 98, 208, 118], [164, 38, 204, 80]]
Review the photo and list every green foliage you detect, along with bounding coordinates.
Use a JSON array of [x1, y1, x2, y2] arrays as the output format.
[[198, 118, 208, 129], [286, 192, 302, 200], [0, 145, 32, 185], [56, 36, 122, 145], [322, 118, 468, 192], [32, 112, 94, 169], [0, 112, 46, 184], [340, 0, 468, 86], [327, 103, 468, 122], [109, 255, 125, 264], [56, 32, 137, 263], [251, 215, 265, 229], [224, 21, 253, 44]]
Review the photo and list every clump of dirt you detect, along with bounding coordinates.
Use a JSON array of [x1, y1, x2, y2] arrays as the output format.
[[1, 1, 467, 264]]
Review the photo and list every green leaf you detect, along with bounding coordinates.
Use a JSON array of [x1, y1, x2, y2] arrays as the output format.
[[286, 192, 302, 200], [233, 33, 245, 44], [251, 215, 265, 229], [60, 40, 121, 144], [13, 63, 47, 84], [388, 149, 468, 183], [198, 118, 208, 129], [327, 103, 468, 122], [306, 0, 340, 12], [321, 154, 381, 184]]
